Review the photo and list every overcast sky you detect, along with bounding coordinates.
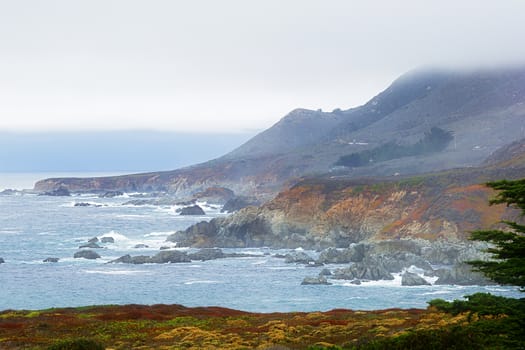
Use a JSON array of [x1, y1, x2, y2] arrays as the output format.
[[1, 0, 524, 133]]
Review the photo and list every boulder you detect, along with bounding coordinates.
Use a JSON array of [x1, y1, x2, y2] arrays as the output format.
[[79, 242, 102, 249], [188, 248, 225, 261], [149, 251, 191, 263], [88, 237, 99, 243], [74, 250, 101, 260], [378, 252, 433, 273], [319, 268, 332, 276], [101, 237, 115, 244], [110, 255, 150, 264], [0, 257, 4, 264], [134, 244, 149, 249], [74, 202, 102, 207], [317, 244, 366, 264], [99, 191, 124, 198], [401, 271, 431, 286], [284, 251, 314, 264], [301, 276, 331, 285], [176, 205, 206, 215], [43, 257, 59, 263]]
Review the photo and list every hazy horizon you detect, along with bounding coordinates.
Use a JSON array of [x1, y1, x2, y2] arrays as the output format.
[[1, 1, 525, 133]]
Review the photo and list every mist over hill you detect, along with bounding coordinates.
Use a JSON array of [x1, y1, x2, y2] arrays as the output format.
[[34, 66, 525, 197]]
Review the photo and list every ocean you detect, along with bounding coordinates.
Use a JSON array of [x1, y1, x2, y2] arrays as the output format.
[[0, 173, 521, 312]]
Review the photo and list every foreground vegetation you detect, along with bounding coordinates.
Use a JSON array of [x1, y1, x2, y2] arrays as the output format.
[[0, 294, 523, 349]]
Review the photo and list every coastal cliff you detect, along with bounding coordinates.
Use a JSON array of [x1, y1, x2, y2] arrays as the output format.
[[167, 141, 525, 249]]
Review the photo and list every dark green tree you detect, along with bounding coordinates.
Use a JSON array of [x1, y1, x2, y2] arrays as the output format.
[[469, 179, 525, 291]]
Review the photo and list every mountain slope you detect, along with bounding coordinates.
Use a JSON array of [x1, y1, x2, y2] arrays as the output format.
[[34, 66, 525, 196], [167, 139, 525, 249]]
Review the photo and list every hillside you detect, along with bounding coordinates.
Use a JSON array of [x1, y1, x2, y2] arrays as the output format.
[[167, 139, 525, 249], [34, 66, 525, 197]]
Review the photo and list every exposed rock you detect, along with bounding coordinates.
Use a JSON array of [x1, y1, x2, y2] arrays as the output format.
[[301, 276, 331, 285], [74, 202, 102, 207], [317, 244, 366, 264], [74, 250, 101, 259], [109, 254, 150, 264], [134, 244, 149, 249], [0, 189, 18, 195], [221, 196, 258, 213], [100, 237, 115, 244], [176, 205, 206, 216], [109, 251, 191, 264], [43, 257, 59, 263], [149, 250, 191, 263], [433, 263, 493, 286], [332, 257, 394, 281], [0, 257, 4, 264], [88, 237, 99, 243], [188, 248, 225, 261], [401, 271, 431, 286], [319, 268, 332, 276], [193, 187, 235, 205], [79, 242, 102, 249], [159, 246, 171, 250], [350, 279, 361, 285], [99, 191, 124, 198], [41, 186, 71, 196], [284, 251, 314, 264], [376, 252, 433, 273]]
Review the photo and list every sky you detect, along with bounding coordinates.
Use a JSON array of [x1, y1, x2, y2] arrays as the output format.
[[1, 0, 525, 133]]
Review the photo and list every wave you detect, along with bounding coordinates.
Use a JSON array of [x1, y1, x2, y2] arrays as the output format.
[[144, 231, 176, 237], [83, 269, 148, 276], [184, 280, 221, 285]]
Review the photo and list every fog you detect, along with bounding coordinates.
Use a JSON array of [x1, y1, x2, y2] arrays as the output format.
[[1, 0, 524, 133]]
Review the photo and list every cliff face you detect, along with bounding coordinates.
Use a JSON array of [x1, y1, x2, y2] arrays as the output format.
[[167, 145, 525, 249], [34, 66, 525, 196]]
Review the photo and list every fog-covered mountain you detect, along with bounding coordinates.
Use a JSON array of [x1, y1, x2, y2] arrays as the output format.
[[35, 66, 525, 197]]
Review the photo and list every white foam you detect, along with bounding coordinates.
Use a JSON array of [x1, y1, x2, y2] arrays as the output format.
[[421, 290, 452, 295], [83, 269, 147, 276], [144, 231, 176, 237], [184, 280, 220, 285], [251, 259, 268, 265]]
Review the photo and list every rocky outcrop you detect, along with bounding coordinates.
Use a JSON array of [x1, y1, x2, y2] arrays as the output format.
[[110, 251, 191, 264], [401, 271, 431, 286], [176, 205, 206, 216], [433, 263, 493, 286], [0, 257, 4, 264], [99, 191, 124, 198], [188, 248, 225, 261], [41, 186, 71, 196], [101, 237, 115, 243], [192, 187, 235, 204], [74, 250, 101, 259], [74, 202, 103, 207], [317, 245, 365, 264], [332, 257, 394, 281], [301, 276, 331, 285], [221, 196, 258, 213], [284, 251, 314, 264], [43, 257, 59, 263]]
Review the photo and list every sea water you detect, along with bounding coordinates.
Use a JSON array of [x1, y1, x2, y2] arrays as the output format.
[[0, 177, 521, 313]]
